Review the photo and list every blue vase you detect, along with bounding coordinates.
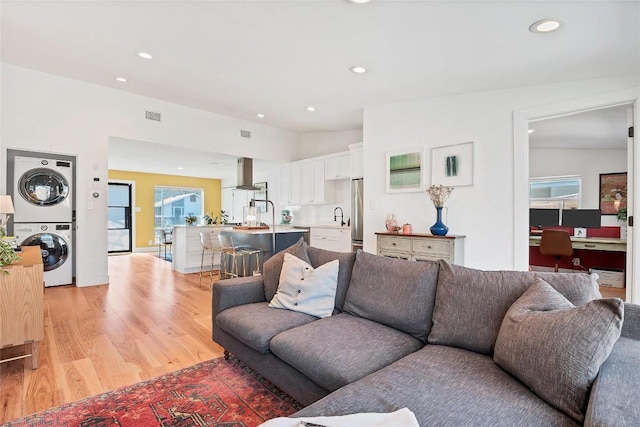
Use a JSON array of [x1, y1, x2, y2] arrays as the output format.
[[430, 206, 449, 236]]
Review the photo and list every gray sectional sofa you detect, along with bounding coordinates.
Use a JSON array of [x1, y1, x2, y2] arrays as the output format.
[[211, 240, 640, 426]]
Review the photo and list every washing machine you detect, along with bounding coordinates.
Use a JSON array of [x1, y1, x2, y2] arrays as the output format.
[[14, 223, 73, 287], [14, 156, 73, 223]]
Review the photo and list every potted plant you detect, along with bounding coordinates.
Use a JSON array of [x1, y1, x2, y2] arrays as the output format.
[[617, 208, 627, 240], [0, 240, 20, 268], [185, 214, 198, 226]]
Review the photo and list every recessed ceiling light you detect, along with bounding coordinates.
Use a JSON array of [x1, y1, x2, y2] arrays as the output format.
[[177, 166, 184, 170], [349, 66, 368, 74], [529, 18, 564, 33], [528, 128, 536, 134], [348, 0, 371, 3], [138, 51, 153, 59], [257, 113, 265, 118], [210, 162, 223, 166], [306, 106, 316, 112], [115, 77, 127, 82]]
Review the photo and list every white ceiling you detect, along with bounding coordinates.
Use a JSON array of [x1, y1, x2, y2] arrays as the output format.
[[529, 104, 631, 150], [2, 0, 638, 135], [108, 137, 278, 180]]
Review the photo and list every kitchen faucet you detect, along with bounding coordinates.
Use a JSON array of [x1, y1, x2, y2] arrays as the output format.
[[334, 206, 346, 226]]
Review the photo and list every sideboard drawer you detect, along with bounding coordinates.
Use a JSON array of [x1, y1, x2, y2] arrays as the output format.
[[378, 236, 411, 252], [412, 239, 450, 256]]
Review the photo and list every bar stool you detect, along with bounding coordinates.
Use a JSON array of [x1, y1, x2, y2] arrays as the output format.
[[199, 231, 221, 289], [157, 229, 172, 260], [218, 234, 244, 279], [242, 247, 262, 276]]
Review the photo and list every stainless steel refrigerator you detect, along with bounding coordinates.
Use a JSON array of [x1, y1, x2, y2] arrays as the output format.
[[351, 178, 364, 251]]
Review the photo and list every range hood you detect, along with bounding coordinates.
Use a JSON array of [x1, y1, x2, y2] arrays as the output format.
[[236, 157, 260, 190]]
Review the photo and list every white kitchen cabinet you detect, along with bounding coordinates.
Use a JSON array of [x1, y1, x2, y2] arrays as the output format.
[[222, 188, 253, 223], [280, 165, 301, 205], [376, 232, 465, 265], [310, 227, 352, 252], [349, 142, 363, 179], [300, 159, 332, 204], [324, 153, 350, 180], [172, 225, 228, 274]]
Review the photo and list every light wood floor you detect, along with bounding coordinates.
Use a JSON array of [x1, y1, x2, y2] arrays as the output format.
[[0, 253, 225, 423]]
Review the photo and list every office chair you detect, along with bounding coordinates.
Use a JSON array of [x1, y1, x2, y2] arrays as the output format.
[[539, 229, 573, 272]]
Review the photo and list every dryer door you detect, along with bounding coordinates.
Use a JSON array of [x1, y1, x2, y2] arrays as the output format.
[[20, 233, 69, 271], [17, 167, 70, 207]]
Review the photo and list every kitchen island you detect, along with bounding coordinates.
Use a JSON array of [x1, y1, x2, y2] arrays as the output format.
[[220, 226, 309, 275], [171, 225, 308, 275]]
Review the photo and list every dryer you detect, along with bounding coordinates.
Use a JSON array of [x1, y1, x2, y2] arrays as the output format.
[[14, 223, 73, 287], [14, 156, 73, 223]]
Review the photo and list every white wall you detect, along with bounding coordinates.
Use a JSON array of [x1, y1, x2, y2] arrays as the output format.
[[363, 75, 638, 270], [1, 63, 300, 286], [530, 148, 626, 226], [297, 130, 362, 160]]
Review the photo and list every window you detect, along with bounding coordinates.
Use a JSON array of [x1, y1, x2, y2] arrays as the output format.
[[154, 186, 204, 229], [530, 176, 581, 210]]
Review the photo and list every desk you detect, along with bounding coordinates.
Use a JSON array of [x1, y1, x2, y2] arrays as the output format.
[[0, 246, 44, 369], [529, 235, 626, 300], [529, 236, 627, 252]]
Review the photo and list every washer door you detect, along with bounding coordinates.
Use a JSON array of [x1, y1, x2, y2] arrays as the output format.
[[18, 167, 70, 207], [21, 233, 69, 271]]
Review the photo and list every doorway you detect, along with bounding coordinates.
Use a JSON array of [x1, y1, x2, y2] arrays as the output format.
[[108, 182, 133, 253], [513, 89, 638, 303]]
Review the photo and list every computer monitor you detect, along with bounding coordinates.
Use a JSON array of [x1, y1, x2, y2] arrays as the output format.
[[529, 209, 560, 228], [561, 209, 602, 229]]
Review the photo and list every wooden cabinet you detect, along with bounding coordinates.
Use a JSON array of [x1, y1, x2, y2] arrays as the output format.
[[349, 142, 363, 179], [300, 159, 332, 204], [172, 226, 227, 274], [325, 154, 350, 180], [0, 246, 44, 369], [376, 232, 465, 265], [310, 227, 352, 252]]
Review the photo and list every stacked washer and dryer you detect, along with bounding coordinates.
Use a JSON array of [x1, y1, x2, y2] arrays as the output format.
[[13, 156, 74, 287]]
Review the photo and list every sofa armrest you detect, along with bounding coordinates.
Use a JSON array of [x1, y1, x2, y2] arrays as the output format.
[[212, 275, 267, 319], [585, 336, 640, 426], [621, 302, 640, 340]]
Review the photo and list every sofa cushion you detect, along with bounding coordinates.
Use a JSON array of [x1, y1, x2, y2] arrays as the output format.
[[585, 336, 640, 426], [306, 245, 356, 312], [342, 250, 439, 342], [215, 302, 318, 353], [494, 278, 623, 423], [269, 253, 339, 318], [294, 345, 578, 427], [263, 238, 311, 301], [428, 261, 602, 355], [270, 313, 423, 391]]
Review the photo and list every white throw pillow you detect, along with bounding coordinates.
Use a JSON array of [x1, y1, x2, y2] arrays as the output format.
[[269, 253, 339, 318]]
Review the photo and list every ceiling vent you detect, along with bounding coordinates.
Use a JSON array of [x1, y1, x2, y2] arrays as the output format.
[[240, 130, 251, 139], [145, 110, 161, 121]]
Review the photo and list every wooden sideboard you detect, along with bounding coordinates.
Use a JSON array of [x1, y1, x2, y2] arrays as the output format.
[[0, 246, 44, 369], [376, 232, 466, 265]]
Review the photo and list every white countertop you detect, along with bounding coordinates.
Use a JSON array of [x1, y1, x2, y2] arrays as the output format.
[[294, 223, 350, 230], [226, 227, 309, 234]]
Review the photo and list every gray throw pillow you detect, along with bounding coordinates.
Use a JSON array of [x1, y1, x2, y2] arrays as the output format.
[[428, 261, 602, 355], [262, 238, 311, 301], [494, 277, 623, 423], [306, 246, 356, 312], [343, 250, 439, 343]]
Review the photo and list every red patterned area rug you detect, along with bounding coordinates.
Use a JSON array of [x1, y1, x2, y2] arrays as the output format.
[[5, 357, 303, 427]]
